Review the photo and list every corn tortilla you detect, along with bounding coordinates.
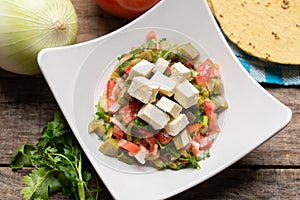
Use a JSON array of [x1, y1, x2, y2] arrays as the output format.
[[208, 0, 300, 65]]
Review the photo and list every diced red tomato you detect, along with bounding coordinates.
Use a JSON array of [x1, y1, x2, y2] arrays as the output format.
[[193, 74, 207, 88], [156, 131, 173, 145], [113, 125, 125, 139], [119, 102, 143, 124], [190, 145, 200, 156], [119, 139, 141, 154], [194, 59, 221, 82], [208, 112, 220, 133], [124, 65, 133, 74], [203, 99, 220, 133], [192, 132, 214, 151], [107, 98, 115, 112], [186, 123, 203, 134], [106, 80, 116, 98], [146, 31, 156, 40], [204, 99, 214, 120], [192, 132, 204, 144]]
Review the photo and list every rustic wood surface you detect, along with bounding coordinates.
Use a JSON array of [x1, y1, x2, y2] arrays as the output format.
[[0, 0, 299, 199]]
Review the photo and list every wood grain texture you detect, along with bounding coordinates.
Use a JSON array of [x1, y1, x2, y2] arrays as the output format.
[[1, 167, 299, 200], [72, 0, 129, 43], [0, 0, 299, 199]]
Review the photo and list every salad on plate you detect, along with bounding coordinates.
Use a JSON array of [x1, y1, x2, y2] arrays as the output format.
[[89, 31, 228, 170]]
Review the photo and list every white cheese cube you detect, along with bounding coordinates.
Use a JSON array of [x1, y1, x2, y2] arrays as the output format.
[[165, 114, 189, 136], [174, 80, 199, 109], [128, 59, 154, 79], [156, 96, 182, 118], [153, 57, 169, 73], [128, 76, 159, 104], [137, 103, 170, 130], [150, 72, 176, 97], [170, 62, 191, 83]]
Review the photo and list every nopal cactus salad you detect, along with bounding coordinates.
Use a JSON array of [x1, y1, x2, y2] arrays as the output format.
[[89, 31, 228, 170]]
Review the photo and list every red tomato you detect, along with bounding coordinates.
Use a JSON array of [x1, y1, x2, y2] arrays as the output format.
[[204, 99, 220, 133], [192, 132, 203, 144], [194, 59, 221, 82], [186, 123, 203, 134], [193, 74, 207, 88], [204, 99, 214, 120], [156, 131, 173, 145], [107, 98, 115, 112], [106, 79, 116, 98], [119, 139, 141, 154], [95, 0, 160, 19], [119, 102, 143, 124], [113, 125, 125, 139], [146, 31, 157, 40], [190, 145, 200, 156], [124, 65, 133, 74], [208, 112, 220, 133]]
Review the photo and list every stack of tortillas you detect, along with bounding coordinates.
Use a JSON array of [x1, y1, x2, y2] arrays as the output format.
[[207, 0, 300, 65]]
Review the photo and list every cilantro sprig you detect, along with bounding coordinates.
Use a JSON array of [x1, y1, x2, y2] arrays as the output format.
[[10, 112, 101, 200]]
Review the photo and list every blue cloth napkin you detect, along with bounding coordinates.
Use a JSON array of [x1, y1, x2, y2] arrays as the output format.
[[228, 41, 300, 86]]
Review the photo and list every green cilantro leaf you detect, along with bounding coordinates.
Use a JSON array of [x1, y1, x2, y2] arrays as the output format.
[[21, 168, 62, 200], [10, 144, 36, 169], [11, 112, 101, 200]]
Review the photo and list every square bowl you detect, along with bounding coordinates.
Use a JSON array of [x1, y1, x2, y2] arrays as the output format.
[[37, 0, 292, 199]]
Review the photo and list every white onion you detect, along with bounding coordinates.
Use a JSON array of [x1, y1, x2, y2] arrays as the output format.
[[110, 117, 127, 132], [0, 0, 78, 75], [134, 145, 147, 164]]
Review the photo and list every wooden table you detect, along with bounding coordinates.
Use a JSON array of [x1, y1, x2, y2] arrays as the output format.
[[1, 1, 299, 199]]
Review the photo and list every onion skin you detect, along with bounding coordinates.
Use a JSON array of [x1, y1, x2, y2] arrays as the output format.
[[0, 0, 78, 75]]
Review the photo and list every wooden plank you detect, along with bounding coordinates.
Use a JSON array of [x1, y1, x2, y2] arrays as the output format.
[[71, 0, 129, 43], [172, 168, 300, 200], [1, 167, 299, 200], [0, 78, 59, 164]]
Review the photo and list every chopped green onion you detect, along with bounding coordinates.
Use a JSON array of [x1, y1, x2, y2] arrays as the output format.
[[161, 50, 172, 60], [103, 123, 113, 132], [119, 61, 130, 71], [200, 115, 209, 126], [96, 106, 110, 122]]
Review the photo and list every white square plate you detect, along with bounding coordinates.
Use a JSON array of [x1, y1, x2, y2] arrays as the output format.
[[37, 0, 292, 199]]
